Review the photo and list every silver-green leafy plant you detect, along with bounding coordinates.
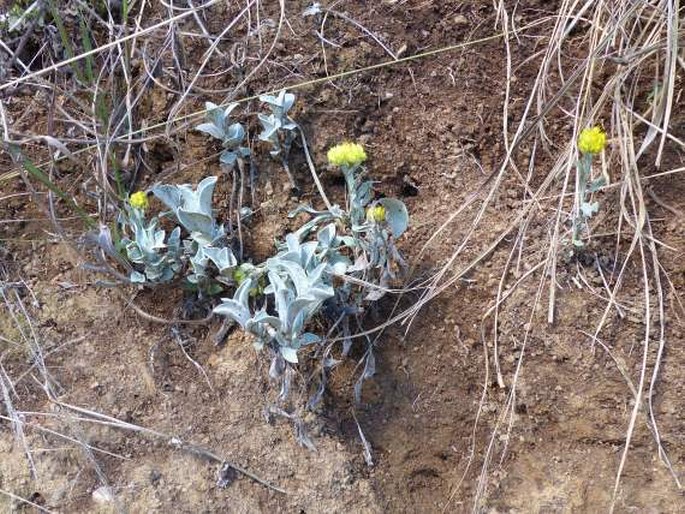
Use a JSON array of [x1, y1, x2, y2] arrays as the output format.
[[213, 142, 409, 416], [196, 102, 250, 169], [119, 205, 182, 284], [152, 176, 237, 285], [258, 90, 298, 188], [258, 90, 297, 157], [572, 127, 607, 247], [107, 138, 409, 452], [291, 144, 409, 300], [214, 232, 335, 366], [572, 153, 605, 247]]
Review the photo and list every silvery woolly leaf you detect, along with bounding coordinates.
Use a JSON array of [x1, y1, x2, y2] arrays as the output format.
[[275, 90, 295, 112], [286, 297, 317, 330], [225, 123, 245, 144], [317, 223, 337, 247], [251, 310, 282, 331], [288, 204, 329, 217], [298, 333, 321, 346], [258, 94, 278, 106], [356, 181, 374, 207], [190, 231, 214, 247], [196, 122, 225, 141], [290, 310, 306, 338], [223, 102, 240, 119], [270, 259, 309, 296], [306, 262, 328, 287], [126, 245, 143, 262], [152, 228, 166, 249], [257, 114, 279, 141], [303, 3, 322, 16], [308, 284, 335, 301], [300, 241, 319, 270], [267, 270, 293, 327], [234, 277, 254, 307], [205, 101, 223, 127], [285, 233, 300, 253], [589, 177, 606, 193], [189, 248, 209, 277], [195, 176, 218, 215], [328, 254, 351, 275], [213, 299, 251, 328], [220, 150, 238, 167], [282, 94, 296, 113], [177, 209, 215, 235], [378, 198, 409, 238], [213, 280, 254, 326], [204, 246, 237, 273], [580, 201, 599, 218], [168, 227, 182, 252], [280, 346, 299, 364], [152, 184, 183, 211], [339, 236, 357, 248], [130, 270, 146, 283]]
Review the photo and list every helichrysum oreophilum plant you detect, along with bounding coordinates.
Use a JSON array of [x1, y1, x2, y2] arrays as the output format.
[[196, 102, 250, 169], [258, 90, 299, 189], [572, 126, 607, 247], [119, 191, 182, 284], [213, 141, 408, 364], [152, 176, 237, 287], [326, 142, 408, 298], [108, 139, 409, 448]]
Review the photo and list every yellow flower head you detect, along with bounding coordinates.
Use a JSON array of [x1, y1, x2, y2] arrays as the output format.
[[366, 204, 386, 223], [129, 191, 149, 210], [577, 126, 607, 155], [327, 142, 367, 168]]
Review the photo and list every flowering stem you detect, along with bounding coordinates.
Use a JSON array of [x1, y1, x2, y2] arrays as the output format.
[[572, 153, 593, 247]]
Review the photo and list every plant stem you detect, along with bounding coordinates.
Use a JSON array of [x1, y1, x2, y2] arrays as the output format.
[[572, 153, 592, 246]]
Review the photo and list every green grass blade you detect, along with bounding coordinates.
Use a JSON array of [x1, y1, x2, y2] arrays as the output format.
[[48, 0, 85, 82], [22, 158, 95, 229]]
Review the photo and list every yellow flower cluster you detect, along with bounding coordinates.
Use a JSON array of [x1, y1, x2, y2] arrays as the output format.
[[327, 142, 367, 168], [577, 126, 607, 155], [366, 204, 386, 223], [129, 191, 149, 210]]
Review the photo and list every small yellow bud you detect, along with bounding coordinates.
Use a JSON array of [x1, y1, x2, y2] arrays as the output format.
[[366, 204, 386, 223], [129, 191, 149, 210], [327, 142, 367, 168], [233, 267, 248, 286], [577, 126, 607, 155]]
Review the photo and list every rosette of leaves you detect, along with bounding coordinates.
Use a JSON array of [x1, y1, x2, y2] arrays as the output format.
[[356, 198, 409, 300], [119, 207, 182, 284], [196, 102, 250, 169], [152, 176, 237, 285], [257, 90, 298, 188], [257, 90, 297, 157], [213, 233, 334, 365]]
